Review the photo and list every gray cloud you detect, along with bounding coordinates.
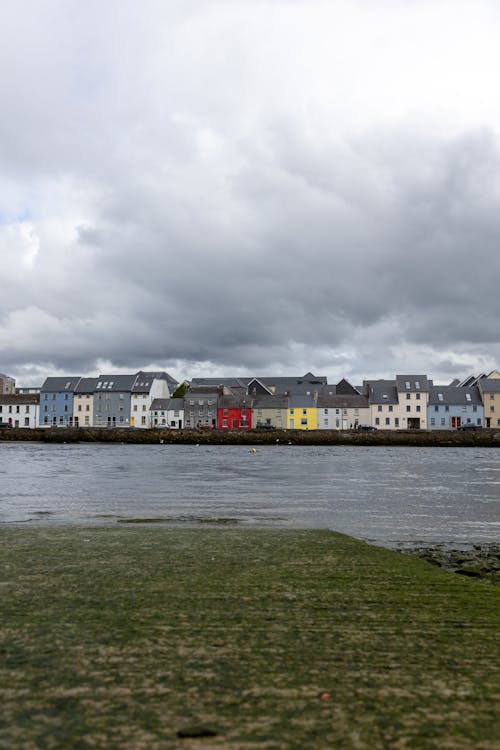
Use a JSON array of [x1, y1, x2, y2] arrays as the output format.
[[1, 1, 500, 386]]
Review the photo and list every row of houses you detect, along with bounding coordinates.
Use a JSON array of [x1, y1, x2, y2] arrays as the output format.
[[2, 370, 500, 430]]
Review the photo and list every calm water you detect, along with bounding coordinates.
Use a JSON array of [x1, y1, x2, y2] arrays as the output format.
[[0, 443, 499, 546]]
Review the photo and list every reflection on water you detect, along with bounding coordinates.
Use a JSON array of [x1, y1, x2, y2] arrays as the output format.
[[0, 443, 499, 545]]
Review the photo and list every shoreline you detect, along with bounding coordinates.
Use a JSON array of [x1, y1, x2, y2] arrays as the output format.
[[2, 425, 500, 446]]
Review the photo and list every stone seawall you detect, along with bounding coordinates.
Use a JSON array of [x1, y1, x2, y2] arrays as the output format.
[[2, 426, 500, 446]]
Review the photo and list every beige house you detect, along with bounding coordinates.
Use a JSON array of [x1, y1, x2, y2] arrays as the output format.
[[478, 378, 500, 429], [251, 395, 288, 429], [73, 377, 97, 427], [364, 375, 430, 429]]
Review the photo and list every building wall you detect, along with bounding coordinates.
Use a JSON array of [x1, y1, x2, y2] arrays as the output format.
[[0, 401, 39, 427], [73, 394, 94, 427], [483, 392, 500, 428], [94, 392, 131, 427], [288, 407, 318, 430], [218, 407, 252, 429], [39, 392, 74, 426], [251, 407, 287, 429], [427, 404, 483, 429], [318, 406, 370, 429]]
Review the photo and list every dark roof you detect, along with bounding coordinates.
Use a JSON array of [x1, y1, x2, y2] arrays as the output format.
[[185, 386, 222, 396], [317, 394, 369, 409], [288, 394, 317, 408], [395, 375, 430, 392], [364, 380, 399, 405], [478, 378, 500, 394], [150, 398, 184, 410], [95, 374, 137, 392], [74, 377, 99, 394], [190, 377, 248, 389], [0, 393, 39, 405], [428, 385, 482, 406], [252, 395, 289, 409], [335, 378, 360, 395], [41, 376, 82, 393], [131, 371, 178, 393]]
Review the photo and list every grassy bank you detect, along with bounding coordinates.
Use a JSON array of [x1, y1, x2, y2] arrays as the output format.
[[2, 426, 500, 447], [1, 527, 499, 749]]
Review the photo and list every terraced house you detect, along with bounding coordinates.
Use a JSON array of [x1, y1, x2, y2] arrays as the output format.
[[427, 385, 483, 429], [478, 378, 500, 429], [40, 376, 81, 427]]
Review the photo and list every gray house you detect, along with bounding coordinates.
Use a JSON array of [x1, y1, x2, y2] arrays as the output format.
[[93, 374, 137, 427]]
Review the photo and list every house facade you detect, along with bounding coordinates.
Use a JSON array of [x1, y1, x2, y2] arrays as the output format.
[[478, 379, 500, 429], [39, 377, 81, 427], [288, 395, 318, 430], [184, 387, 220, 428], [0, 394, 39, 427], [427, 385, 483, 429], [218, 392, 252, 429], [73, 377, 98, 427], [317, 394, 370, 429], [130, 371, 176, 428], [251, 395, 288, 429], [150, 398, 184, 428]]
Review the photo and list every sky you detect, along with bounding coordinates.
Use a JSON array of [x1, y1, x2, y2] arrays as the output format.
[[2, 0, 500, 387]]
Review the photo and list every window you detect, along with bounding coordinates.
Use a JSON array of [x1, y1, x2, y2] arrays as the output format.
[[64, 394, 68, 400], [223, 408, 228, 416], [24, 417, 29, 427], [465, 393, 471, 402], [85, 416, 90, 425], [490, 405, 495, 412], [133, 404, 137, 412], [377, 405, 382, 412], [388, 405, 393, 412], [324, 419, 328, 425], [385, 417, 390, 425], [78, 405, 82, 412], [406, 405, 411, 412], [437, 393, 443, 402], [302, 409, 307, 416], [141, 416, 146, 425], [441, 417, 445, 425], [445, 406, 449, 412], [416, 393, 420, 400], [25, 405, 30, 413], [375, 417, 380, 425], [406, 393, 411, 400], [301, 418, 307, 425], [86, 405, 90, 412], [415, 381, 421, 389], [434, 405, 439, 412], [473, 405, 477, 412], [431, 418, 435, 425], [405, 381, 410, 389], [142, 405, 146, 411], [416, 405, 421, 412], [222, 419, 227, 427], [324, 408, 328, 414], [290, 409, 294, 415]]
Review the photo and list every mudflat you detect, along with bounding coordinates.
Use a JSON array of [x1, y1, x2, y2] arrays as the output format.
[[1, 527, 498, 749]]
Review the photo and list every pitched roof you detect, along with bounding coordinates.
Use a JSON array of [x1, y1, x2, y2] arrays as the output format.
[[395, 375, 430, 392], [131, 371, 178, 393], [0, 393, 39, 405], [478, 378, 500, 394], [41, 376, 82, 392], [428, 385, 482, 406], [95, 374, 137, 392], [317, 394, 369, 409], [150, 398, 184, 410], [74, 377, 99, 394], [364, 380, 399, 405], [251, 395, 289, 409]]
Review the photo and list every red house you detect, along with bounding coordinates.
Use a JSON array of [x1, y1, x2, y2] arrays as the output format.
[[218, 393, 252, 429]]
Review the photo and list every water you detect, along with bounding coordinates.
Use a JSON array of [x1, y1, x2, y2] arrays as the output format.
[[0, 443, 499, 546]]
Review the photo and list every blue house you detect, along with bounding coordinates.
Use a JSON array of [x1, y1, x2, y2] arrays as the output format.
[[39, 376, 82, 427], [427, 385, 483, 429]]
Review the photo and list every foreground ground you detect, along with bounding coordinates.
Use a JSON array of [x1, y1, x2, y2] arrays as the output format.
[[0, 527, 498, 749]]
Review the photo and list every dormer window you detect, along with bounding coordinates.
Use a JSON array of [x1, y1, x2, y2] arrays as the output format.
[[415, 381, 420, 389], [465, 393, 471, 401], [405, 381, 410, 389]]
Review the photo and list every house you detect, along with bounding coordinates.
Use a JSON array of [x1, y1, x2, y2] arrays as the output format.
[[93, 374, 137, 427], [251, 395, 289, 429], [73, 377, 98, 427], [427, 385, 483, 429], [218, 390, 252, 429], [130, 371, 177, 428], [0, 373, 16, 394], [0, 393, 39, 428], [478, 378, 500, 429], [150, 398, 184, 428], [394, 375, 430, 430], [288, 395, 318, 430], [363, 380, 400, 429], [39, 376, 82, 427], [317, 394, 370, 429], [183, 386, 221, 429]]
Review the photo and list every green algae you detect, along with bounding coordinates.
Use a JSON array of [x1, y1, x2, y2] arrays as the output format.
[[0, 527, 498, 749]]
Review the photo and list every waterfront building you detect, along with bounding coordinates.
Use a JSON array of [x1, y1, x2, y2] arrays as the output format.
[[39, 376, 82, 427], [0, 393, 39, 427], [73, 377, 98, 428], [287, 394, 318, 430], [251, 395, 289, 429], [427, 385, 483, 429], [183, 386, 221, 429], [478, 378, 500, 429], [130, 372, 177, 428], [150, 398, 184, 428], [217, 391, 252, 429]]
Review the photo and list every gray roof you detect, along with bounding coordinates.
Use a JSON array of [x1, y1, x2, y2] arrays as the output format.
[[364, 380, 399, 405], [428, 385, 482, 406], [74, 377, 99, 394], [95, 374, 137, 392], [252, 395, 289, 409], [131, 371, 178, 393], [317, 394, 369, 409], [190, 377, 248, 390], [41, 376, 82, 393], [150, 398, 184, 411], [478, 378, 500, 394], [395, 375, 430, 392], [288, 394, 317, 408]]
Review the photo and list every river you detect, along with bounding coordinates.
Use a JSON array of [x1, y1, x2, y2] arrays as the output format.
[[1, 443, 499, 546]]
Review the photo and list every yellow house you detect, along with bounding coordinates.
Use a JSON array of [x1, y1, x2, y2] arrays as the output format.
[[287, 396, 318, 430]]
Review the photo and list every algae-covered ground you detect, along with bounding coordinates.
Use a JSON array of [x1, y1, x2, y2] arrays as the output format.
[[0, 527, 499, 750]]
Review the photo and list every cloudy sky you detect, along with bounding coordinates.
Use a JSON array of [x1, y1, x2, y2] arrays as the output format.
[[2, 0, 500, 386]]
